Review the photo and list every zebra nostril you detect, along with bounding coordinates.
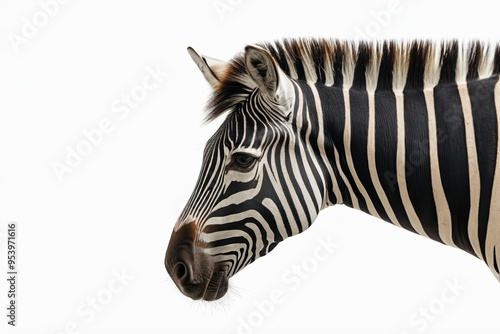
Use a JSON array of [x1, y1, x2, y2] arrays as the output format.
[[174, 262, 187, 281]]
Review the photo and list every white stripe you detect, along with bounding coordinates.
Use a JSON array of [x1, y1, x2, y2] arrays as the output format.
[[298, 40, 318, 83], [424, 42, 442, 87], [282, 46, 298, 80], [333, 144, 358, 208], [493, 270, 500, 282], [365, 44, 381, 93], [478, 43, 495, 79], [455, 42, 468, 84], [457, 83, 482, 259], [261, 198, 288, 240], [201, 209, 270, 253], [323, 46, 334, 86], [341, 42, 356, 90], [486, 78, 500, 272], [367, 92, 401, 227], [423, 88, 455, 246], [390, 43, 425, 233], [395, 92, 428, 236]]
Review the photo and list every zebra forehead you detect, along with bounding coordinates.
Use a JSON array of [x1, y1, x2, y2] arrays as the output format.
[[205, 38, 500, 121]]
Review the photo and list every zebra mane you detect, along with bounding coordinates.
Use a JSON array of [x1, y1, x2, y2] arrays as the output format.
[[206, 38, 500, 121]]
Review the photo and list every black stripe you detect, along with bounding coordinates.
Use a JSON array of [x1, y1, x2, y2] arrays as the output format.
[[376, 42, 393, 91], [405, 41, 427, 90], [234, 108, 246, 145], [352, 43, 369, 90], [332, 41, 344, 88], [317, 84, 345, 204], [467, 41, 482, 81], [402, 89, 441, 242], [434, 83, 474, 255], [241, 103, 259, 148], [494, 246, 499, 274], [374, 89, 415, 232], [494, 45, 500, 74], [320, 85, 365, 208], [284, 39, 306, 80], [264, 42, 286, 73], [439, 40, 458, 85], [349, 89, 388, 219]]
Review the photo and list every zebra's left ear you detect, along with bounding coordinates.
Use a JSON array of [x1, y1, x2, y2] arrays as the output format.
[[187, 47, 228, 88], [245, 45, 294, 116]]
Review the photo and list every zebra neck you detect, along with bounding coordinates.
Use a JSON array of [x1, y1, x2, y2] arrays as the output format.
[[311, 75, 500, 261]]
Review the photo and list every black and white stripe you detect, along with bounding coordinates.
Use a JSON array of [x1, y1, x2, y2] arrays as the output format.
[[169, 39, 500, 286]]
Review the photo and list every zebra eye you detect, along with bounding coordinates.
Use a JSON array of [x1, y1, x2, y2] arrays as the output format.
[[233, 153, 256, 169]]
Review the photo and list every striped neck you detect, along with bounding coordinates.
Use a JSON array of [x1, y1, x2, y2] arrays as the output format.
[[309, 74, 500, 262]]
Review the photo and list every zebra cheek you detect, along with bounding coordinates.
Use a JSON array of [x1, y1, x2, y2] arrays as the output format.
[[225, 165, 259, 184]]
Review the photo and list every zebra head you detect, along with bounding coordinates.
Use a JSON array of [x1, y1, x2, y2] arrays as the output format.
[[165, 45, 330, 301]]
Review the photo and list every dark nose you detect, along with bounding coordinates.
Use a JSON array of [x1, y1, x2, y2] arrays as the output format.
[[166, 243, 194, 286], [165, 222, 196, 281], [165, 222, 206, 300]]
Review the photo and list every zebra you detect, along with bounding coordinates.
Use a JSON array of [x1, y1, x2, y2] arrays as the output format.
[[165, 38, 500, 301]]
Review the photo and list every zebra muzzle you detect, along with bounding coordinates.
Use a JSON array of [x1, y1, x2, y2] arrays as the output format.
[[165, 222, 229, 301]]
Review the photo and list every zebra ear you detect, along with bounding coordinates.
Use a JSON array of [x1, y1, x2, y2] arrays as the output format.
[[187, 47, 227, 88], [245, 45, 294, 114]]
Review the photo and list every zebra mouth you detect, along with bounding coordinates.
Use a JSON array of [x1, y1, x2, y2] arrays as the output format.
[[202, 269, 229, 301]]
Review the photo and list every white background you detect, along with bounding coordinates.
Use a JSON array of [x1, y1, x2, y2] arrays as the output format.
[[1, 0, 500, 333]]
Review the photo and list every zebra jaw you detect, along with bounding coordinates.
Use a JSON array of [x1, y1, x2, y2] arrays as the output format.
[[165, 222, 230, 301]]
